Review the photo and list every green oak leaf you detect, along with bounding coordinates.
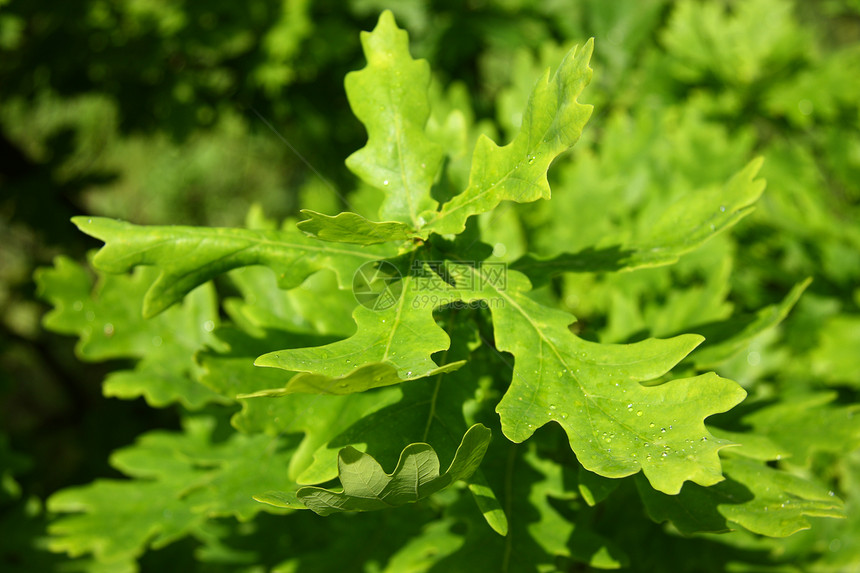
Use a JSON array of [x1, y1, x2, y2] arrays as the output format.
[[637, 454, 845, 537], [226, 265, 356, 337], [240, 361, 462, 396], [810, 315, 860, 388], [48, 479, 205, 565], [421, 38, 594, 237], [276, 323, 507, 534], [422, 443, 628, 570], [297, 210, 416, 245], [511, 158, 766, 281], [344, 10, 444, 226], [624, 157, 765, 267], [196, 325, 338, 400], [256, 424, 491, 515], [197, 324, 402, 482], [74, 216, 396, 318], [451, 264, 746, 494], [255, 257, 456, 383], [739, 393, 860, 465], [686, 277, 811, 368], [35, 256, 223, 408]]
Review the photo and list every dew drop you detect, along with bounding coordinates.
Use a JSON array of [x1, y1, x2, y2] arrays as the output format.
[[636, 410, 643, 417], [649, 422, 655, 428], [103, 323, 114, 336], [527, 155, 535, 165], [406, 371, 413, 377], [661, 427, 666, 433], [203, 320, 215, 332], [719, 205, 726, 212], [73, 300, 84, 311], [383, 180, 390, 186], [549, 404, 557, 410]]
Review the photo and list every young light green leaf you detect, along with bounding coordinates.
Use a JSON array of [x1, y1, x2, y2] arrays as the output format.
[[256, 424, 491, 515], [627, 157, 765, 267], [810, 315, 860, 388], [255, 258, 453, 383], [344, 10, 444, 226], [739, 393, 860, 465], [637, 455, 845, 537], [687, 277, 811, 368], [73, 217, 395, 318], [421, 39, 594, 237], [297, 210, 416, 245], [511, 158, 766, 281], [452, 265, 746, 494]]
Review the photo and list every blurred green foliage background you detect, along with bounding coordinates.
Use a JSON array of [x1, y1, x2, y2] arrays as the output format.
[[1, 0, 859, 570]]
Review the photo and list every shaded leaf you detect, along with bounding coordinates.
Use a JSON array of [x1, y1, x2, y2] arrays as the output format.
[[256, 424, 491, 515], [47, 418, 295, 565], [36, 256, 223, 408], [297, 210, 416, 245]]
